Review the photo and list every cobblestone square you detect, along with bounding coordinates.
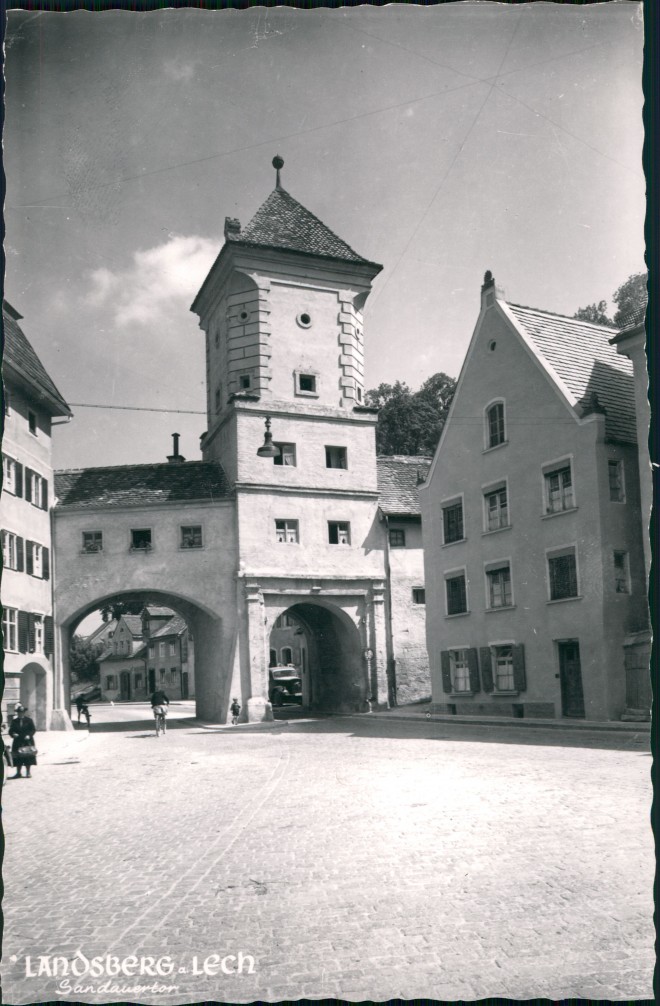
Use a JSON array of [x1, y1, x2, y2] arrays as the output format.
[[1, 707, 653, 1003]]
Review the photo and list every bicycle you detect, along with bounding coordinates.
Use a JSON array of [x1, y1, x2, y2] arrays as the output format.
[[154, 705, 167, 737]]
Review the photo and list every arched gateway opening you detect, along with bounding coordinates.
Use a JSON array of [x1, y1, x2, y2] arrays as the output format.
[[61, 589, 226, 722], [268, 602, 367, 713]]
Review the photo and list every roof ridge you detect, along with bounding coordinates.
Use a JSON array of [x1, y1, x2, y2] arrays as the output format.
[[506, 301, 619, 331], [55, 460, 220, 474]]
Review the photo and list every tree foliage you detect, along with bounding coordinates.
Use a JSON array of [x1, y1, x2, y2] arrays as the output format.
[[100, 600, 144, 622], [69, 635, 104, 683], [573, 272, 647, 328], [365, 372, 456, 456]]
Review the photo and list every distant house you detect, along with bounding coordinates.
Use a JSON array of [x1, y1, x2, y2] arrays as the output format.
[[1, 301, 72, 729], [98, 615, 147, 701], [420, 272, 647, 722], [142, 607, 194, 699]]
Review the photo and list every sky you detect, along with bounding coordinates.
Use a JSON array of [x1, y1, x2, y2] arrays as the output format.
[[4, 3, 645, 472]]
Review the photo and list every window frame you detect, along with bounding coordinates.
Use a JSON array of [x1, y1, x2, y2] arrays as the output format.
[[3, 455, 16, 494], [491, 642, 515, 692], [2, 529, 19, 570], [275, 519, 300, 544], [444, 567, 469, 616], [546, 544, 580, 602], [389, 528, 406, 548], [28, 410, 38, 436], [608, 458, 626, 503], [448, 647, 471, 692], [485, 558, 514, 610], [2, 607, 18, 652], [325, 445, 348, 470], [542, 456, 576, 515], [294, 370, 319, 398], [273, 443, 297, 467], [82, 530, 103, 554], [130, 527, 153, 552], [238, 373, 252, 391], [613, 550, 631, 593], [484, 399, 506, 450], [442, 495, 465, 545], [328, 520, 351, 546], [180, 525, 203, 549], [412, 587, 426, 605], [482, 480, 510, 533]]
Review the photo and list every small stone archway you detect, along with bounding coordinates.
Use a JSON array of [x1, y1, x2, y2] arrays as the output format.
[[19, 661, 49, 730], [59, 589, 227, 722], [268, 600, 368, 713]]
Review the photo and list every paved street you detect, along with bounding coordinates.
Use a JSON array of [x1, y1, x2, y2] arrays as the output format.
[[2, 708, 653, 1003]]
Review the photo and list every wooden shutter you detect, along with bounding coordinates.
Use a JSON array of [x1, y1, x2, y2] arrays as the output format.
[[14, 462, 23, 498], [17, 610, 29, 653], [41, 478, 48, 510], [467, 648, 480, 693], [480, 647, 494, 692], [44, 616, 54, 656], [16, 536, 24, 572], [440, 651, 452, 693], [27, 613, 36, 652], [24, 468, 33, 503], [42, 546, 50, 580], [25, 540, 34, 576], [513, 644, 526, 691]]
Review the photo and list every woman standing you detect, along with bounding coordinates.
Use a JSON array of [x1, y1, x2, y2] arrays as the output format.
[[8, 704, 37, 779]]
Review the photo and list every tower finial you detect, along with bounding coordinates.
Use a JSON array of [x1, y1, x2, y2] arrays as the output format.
[[272, 154, 284, 189]]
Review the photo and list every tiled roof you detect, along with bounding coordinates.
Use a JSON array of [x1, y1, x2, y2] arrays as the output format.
[[98, 642, 146, 663], [150, 614, 187, 639], [2, 303, 71, 417], [55, 461, 231, 509], [506, 303, 637, 443], [143, 605, 175, 619], [228, 188, 381, 268], [121, 615, 144, 637], [377, 456, 432, 515]]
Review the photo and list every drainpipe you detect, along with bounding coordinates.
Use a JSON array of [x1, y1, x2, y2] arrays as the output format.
[[382, 513, 397, 707]]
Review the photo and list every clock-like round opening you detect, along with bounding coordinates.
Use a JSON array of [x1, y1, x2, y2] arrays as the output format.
[[297, 312, 312, 328]]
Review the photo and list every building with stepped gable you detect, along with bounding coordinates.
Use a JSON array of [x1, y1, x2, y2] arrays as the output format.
[[52, 160, 430, 723]]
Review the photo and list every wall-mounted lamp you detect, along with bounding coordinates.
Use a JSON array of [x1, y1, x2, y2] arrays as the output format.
[[256, 416, 280, 459]]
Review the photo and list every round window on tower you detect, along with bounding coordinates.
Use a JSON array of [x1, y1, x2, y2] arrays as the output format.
[[297, 312, 312, 329]]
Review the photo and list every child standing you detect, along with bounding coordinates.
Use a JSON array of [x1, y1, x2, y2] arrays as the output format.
[[230, 697, 241, 725]]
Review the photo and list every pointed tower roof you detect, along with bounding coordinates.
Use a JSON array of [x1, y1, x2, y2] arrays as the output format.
[[227, 186, 378, 267]]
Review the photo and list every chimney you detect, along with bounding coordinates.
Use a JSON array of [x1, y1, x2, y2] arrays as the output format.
[[167, 432, 186, 464], [224, 217, 241, 240], [481, 270, 504, 310]]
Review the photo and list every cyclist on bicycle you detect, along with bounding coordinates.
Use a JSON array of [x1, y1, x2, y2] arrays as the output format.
[[150, 687, 170, 716]]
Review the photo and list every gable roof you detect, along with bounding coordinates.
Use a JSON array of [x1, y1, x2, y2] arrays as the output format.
[[504, 302, 636, 443], [119, 614, 143, 637], [2, 302, 71, 417], [98, 641, 147, 663], [377, 456, 432, 516], [55, 461, 231, 509], [226, 187, 381, 269], [150, 614, 187, 639], [143, 605, 176, 619]]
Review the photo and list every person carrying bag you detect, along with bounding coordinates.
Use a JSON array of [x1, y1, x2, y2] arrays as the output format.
[[8, 704, 37, 779]]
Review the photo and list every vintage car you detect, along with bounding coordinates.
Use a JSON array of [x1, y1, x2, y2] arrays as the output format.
[[268, 665, 303, 706]]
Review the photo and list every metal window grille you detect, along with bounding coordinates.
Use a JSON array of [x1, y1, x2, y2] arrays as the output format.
[[446, 574, 467, 614], [443, 502, 464, 543], [548, 552, 578, 599]]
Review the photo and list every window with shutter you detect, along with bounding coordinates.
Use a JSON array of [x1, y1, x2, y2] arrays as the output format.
[[44, 616, 54, 656], [16, 536, 24, 572], [512, 644, 526, 691], [492, 645, 515, 690], [440, 651, 452, 694], [26, 540, 34, 576], [42, 547, 50, 580], [449, 649, 471, 691], [2, 608, 18, 651], [480, 647, 494, 692]]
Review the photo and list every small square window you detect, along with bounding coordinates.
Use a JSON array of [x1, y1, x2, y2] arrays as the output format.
[[273, 443, 296, 467], [275, 519, 299, 544], [239, 374, 252, 390], [443, 501, 464, 544], [328, 521, 350, 545], [130, 528, 152, 551], [608, 459, 625, 502], [412, 588, 425, 604], [325, 446, 347, 469], [181, 525, 203, 549], [295, 371, 318, 396], [82, 531, 103, 553], [28, 410, 37, 435], [446, 573, 467, 615], [389, 528, 406, 548]]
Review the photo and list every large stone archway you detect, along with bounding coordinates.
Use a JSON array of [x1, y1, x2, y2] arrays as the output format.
[[59, 589, 227, 723]]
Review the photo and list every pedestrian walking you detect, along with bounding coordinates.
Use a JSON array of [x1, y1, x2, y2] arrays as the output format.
[[8, 704, 37, 779], [230, 697, 241, 725]]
